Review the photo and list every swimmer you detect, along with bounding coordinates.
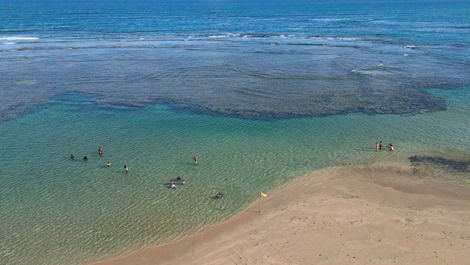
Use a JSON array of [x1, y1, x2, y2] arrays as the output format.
[[214, 192, 224, 199], [70, 154, 75, 160], [192, 156, 197, 165], [169, 180, 176, 188], [83, 155, 88, 161], [124, 165, 128, 174], [106, 161, 111, 167], [176, 177, 185, 185]]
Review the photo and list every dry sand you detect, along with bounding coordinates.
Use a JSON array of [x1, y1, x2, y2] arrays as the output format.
[[92, 164, 470, 265]]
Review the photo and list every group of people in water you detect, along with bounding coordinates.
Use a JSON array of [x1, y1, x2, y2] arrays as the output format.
[[69, 141, 398, 200], [70, 147, 129, 174], [69, 148, 224, 197], [169, 176, 186, 188], [375, 141, 394, 152]]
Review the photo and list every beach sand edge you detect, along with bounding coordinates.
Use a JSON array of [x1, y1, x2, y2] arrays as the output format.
[[90, 163, 470, 265]]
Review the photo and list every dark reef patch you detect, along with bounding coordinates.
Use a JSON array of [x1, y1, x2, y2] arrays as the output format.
[[409, 155, 470, 173], [0, 35, 469, 122]]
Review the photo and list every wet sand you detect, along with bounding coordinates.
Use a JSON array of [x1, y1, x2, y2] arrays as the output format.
[[92, 164, 470, 265]]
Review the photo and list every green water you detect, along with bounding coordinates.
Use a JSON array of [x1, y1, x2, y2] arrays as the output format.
[[0, 88, 469, 265]]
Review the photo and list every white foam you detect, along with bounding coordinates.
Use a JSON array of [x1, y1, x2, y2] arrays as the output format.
[[208, 33, 239, 38], [2, 42, 15, 45], [309, 36, 360, 41], [310, 18, 348, 22], [0, 36, 39, 41], [337, 37, 360, 41]]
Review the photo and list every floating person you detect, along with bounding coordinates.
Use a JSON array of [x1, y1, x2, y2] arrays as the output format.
[[375, 143, 379, 152], [214, 192, 224, 199], [98, 147, 103, 156], [169, 180, 176, 189], [176, 176, 185, 185], [192, 156, 198, 165], [83, 155, 88, 161], [70, 154, 75, 160], [379, 141, 383, 150], [106, 161, 111, 167], [124, 165, 128, 174]]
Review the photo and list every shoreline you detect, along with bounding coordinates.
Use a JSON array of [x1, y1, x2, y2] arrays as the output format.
[[91, 162, 470, 265]]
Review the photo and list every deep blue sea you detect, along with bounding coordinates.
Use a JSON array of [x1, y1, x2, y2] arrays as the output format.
[[0, 1, 469, 264]]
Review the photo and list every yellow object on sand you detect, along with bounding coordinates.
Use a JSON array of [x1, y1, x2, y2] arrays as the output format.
[[260, 192, 268, 197]]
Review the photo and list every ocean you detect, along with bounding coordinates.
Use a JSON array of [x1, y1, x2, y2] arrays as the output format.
[[0, 0, 469, 264]]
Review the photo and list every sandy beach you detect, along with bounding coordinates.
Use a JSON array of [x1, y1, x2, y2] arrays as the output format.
[[92, 163, 470, 265]]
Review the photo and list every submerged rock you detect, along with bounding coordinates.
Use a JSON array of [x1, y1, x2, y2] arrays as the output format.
[[1, 34, 468, 121], [409, 156, 470, 173]]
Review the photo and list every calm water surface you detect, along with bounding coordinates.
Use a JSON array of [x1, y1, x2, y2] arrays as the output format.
[[0, 0, 469, 264]]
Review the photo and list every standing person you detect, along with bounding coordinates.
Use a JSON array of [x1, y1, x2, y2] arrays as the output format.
[[375, 143, 379, 152], [106, 161, 111, 167], [70, 154, 75, 160], [192, 156, 198, 165], [124, 165, 128, 174], [389, 144, 395, 151], [379, 141, 383, 150], [98, 147, 103, 156]]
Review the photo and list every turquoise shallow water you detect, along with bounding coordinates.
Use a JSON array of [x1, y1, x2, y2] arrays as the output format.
[[0, 87, 469, 265]]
